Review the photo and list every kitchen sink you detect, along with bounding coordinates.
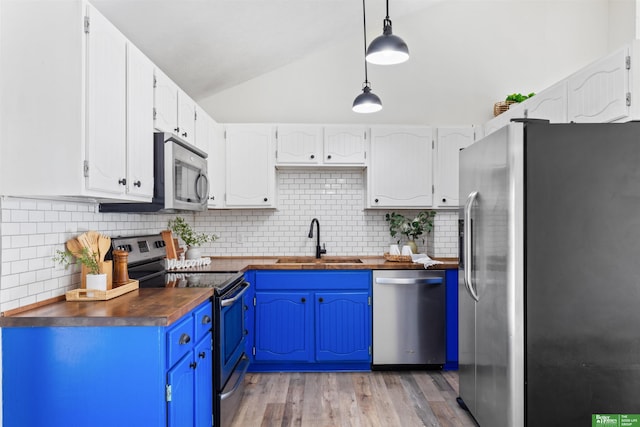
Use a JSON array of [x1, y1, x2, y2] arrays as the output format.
[[276, 256, 363, 264]]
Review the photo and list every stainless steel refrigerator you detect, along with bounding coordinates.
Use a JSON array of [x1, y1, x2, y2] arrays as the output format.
[[458, 120, 640, 426]]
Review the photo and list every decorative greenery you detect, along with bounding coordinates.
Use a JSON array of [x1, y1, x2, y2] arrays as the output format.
[[385, 211, 436, 244], [168, 216, 219, 247], [54, 247, 100, 275], [505, 92, 535, 103]]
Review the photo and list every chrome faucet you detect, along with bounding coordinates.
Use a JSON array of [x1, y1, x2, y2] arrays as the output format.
[[308, 218, 327, 259]]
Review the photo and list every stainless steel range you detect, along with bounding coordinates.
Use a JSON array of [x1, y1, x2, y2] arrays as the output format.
[[110, 234, 251, 427]]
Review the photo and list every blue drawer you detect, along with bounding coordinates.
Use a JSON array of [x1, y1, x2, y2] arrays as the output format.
[[166, 315, 195, 367], [193, 301, 213, 342]]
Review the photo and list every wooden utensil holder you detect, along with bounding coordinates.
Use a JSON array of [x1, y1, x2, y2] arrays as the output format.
[[81, 261, 112, 290]]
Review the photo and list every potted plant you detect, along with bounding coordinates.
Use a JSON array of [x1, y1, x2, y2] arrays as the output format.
[[54, 247, 106, 290], [384, 211, 436, 254], [168, 216, 218, 259]]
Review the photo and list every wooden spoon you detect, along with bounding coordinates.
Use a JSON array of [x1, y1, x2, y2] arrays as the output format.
[[65, 238, 85, 257], [85, 231, 101, 254], [98, 234, 111, 262]]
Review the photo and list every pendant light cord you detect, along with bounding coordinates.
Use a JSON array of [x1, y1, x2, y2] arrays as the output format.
[[385, 0, 390, 20], [362, 0, 369, 86]]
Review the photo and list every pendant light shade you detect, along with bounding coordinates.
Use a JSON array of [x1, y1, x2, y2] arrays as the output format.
[[353, 83, 382, 113], [366, 0, 409, 65], [353, 0, 382, 113]]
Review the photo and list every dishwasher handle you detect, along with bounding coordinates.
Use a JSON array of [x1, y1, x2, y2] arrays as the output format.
[[374, 277, 443, 285]]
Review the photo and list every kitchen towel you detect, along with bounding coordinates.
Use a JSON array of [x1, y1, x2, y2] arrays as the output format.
[[411, 253, 444, 269]]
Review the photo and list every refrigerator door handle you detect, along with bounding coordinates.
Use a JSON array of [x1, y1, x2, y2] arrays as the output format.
[[464, 191, 480, 302]]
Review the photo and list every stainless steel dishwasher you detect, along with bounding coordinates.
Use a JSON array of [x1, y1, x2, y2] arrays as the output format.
[[372, 269, 446, 368]]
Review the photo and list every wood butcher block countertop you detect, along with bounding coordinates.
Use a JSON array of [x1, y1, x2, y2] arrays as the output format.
[[0, 288, 213, 328], [0, 255, 457, 328], [179, 255, 459, 273]]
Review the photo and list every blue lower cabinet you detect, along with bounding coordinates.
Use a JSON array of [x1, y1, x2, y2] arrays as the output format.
[[315, 292, 370, 362], [254, 291, 314, 362], [250, 270, 372, 372], [1, 300, 213, 427], [445, 269, 459, 370]]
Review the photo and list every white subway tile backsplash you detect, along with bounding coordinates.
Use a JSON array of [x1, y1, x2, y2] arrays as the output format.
[[0, 170, 458, 310]]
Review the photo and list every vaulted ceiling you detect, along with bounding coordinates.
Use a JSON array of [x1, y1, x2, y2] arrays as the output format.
[[91, 0, 441, 101]]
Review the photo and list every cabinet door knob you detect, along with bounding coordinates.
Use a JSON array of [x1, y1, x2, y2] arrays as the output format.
[[174, 127, 180, 133], [327, 155, 332, 160], [133, 181, 141, 187], [318, 297, 324, 303], [202, 315, 211, 325], [301, 297, 306, 303], [178, 333, 191, 345], [442, 198, 446, 203], [182, 132, 188, 138], [198, 351, 206, 359], [118, 178, 127, 186], [189, 361, 197, 369], [263, 197, 268, 202], [310, 154, 315, 159], [374, 198, 379, 203]]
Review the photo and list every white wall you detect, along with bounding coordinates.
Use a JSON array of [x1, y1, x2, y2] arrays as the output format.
[[199, 1, 619, 125]]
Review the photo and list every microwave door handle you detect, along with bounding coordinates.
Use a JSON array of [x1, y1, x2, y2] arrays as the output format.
[[195, 173, 209, 203]]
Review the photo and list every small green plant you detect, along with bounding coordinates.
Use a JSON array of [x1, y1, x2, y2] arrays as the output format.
[[168, 216, 218, 247], [505, 92, 535, 103], [54, 247, 100, 275], [385, 211, 436, 244]]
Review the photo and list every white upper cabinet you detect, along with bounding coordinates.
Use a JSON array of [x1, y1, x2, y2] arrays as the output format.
[[521, 81, 568, 123], [85, 3, 127, 196], [368, 126, 433, 208], [153, 70, 198, 147], [567, 45, 630, 123], [225, 124, 276, 208], [177, 88, 196, 145], [274, 125, 367, 167], [207, 121, 226, 209], [275, 125, 323, 165], [323, 126, 367, 165], [153, 68, 179, 134], [194, 105, 214, 154], [0, 0, 153, 201], [433, 127, 475, 208], [125, 43, 155, 200]]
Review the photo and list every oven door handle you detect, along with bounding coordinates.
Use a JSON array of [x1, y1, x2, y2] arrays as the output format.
[[220, 281, 250, 307], [220, 355, 250, 400]]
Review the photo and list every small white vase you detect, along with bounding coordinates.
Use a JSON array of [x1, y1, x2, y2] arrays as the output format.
[[185, 246, 202, 260], [85, 273, 107, 291]]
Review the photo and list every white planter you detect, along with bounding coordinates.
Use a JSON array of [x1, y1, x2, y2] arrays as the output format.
[[86, 273, 108, 291], [185, 246, 201, 260]]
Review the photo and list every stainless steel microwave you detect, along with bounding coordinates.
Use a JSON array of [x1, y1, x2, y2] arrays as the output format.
[[100, 133, 209, 213]]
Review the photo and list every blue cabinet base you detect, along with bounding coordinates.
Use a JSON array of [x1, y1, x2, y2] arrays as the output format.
[[248, 362, 371, 373]]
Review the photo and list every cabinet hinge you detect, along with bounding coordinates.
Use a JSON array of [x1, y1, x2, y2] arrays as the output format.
[[83, 16, 90, 34], [153, 107, 157, 121], [83, 160, 89, 178], [364, 131, 367, 140], [275, 129, 278, 139], [432, 140, 435, 149], [369, 346, 372, 355], [165, 384, 172, 402], [194, 110, 198, 121], [627, 92, 632, 107], [275, 149, 278, 159], [368, 296, 371, 306], [253, 296, 256, 306], [432, 184, 435, 194], [153, 75, 157, 88], [252, 347, 256, 356], [626, 55, 631, 70], [224, 130, 227, 140]]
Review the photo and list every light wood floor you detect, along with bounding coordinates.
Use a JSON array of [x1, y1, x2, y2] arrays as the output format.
[[230, 371, 478, 427]]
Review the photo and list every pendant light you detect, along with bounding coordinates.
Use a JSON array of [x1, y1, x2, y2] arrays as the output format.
[[366, 0, 409, 65], [353, 0, 382, 113]]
